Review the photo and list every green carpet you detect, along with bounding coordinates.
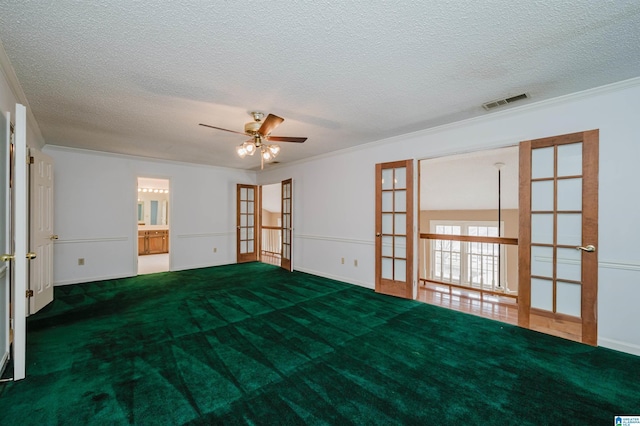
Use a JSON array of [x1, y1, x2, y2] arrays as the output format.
[[0, 262, 638, 424]]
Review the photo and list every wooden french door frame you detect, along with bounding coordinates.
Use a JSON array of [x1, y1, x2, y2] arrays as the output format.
[[518, 130, 598, 345], [375, 160, 414, 299], [236, 184, 259, 263], [281, 178, 293, 272]]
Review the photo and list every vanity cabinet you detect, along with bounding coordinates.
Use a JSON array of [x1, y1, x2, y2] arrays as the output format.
[[138, 230, 169, 255]]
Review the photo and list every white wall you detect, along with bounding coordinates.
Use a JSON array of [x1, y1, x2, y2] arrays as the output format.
[[258, 78, 640, 355], [43, 146, 256, 285], [4, 34, 640, 355]]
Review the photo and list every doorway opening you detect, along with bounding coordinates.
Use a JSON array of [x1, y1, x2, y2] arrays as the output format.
[[415, 130, 599, 345], [260, 183, 281, 267], [137, 177, 170, 275], [418, 146, 520, 324]]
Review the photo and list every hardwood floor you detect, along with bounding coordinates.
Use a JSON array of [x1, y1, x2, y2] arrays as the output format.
[[417, 281, 518, 326], [417, 281, 582, 343], [260, 252, 281, 267]]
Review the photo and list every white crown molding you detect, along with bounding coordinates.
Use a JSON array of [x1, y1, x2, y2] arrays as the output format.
[[0, 38, 45, 148], [44, 144, 259, 175], [273, 76, 640, 170]]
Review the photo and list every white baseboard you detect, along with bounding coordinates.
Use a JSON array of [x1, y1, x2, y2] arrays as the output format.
[[598, 337, 640, 357], [293, 267, 374, 290], [170, 261, 232, 272], [54, 272, 135, 286]]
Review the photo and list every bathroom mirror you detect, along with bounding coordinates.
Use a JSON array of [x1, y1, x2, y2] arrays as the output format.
[[137, 192, 169, 226], [137, 202, 144, 224]]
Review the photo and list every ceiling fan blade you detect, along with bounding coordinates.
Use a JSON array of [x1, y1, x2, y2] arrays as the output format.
[[199, 123, 247, 136], [267, 136, 307, 143], [258, 114, 284, 136]]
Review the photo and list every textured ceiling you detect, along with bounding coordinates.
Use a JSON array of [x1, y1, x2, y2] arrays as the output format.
[[0, 1, 639, 170], [420, 146, 519, 211]]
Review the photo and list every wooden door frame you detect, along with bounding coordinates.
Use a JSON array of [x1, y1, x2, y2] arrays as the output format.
[[518, 130, 599, 345], [281, 178, 292, 271], [375, 159, 414, 299], [257, 185, 263, 262], [236, 184, 259, 263]]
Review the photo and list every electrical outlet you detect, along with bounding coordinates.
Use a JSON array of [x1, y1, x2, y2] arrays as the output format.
[[341, 257, 344, 264], [78, 258, 85, 266], [354, 259, 358, 267]]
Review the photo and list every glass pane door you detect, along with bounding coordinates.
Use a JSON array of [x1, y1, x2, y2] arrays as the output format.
[[237, 184, 258, 263], [281, 179, 292, 271], [376, 160, 413, 299], [520, 130, 598, 345]]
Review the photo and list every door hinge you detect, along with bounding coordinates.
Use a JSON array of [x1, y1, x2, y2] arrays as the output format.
[[26, 289, 34, 298], [29, 156, 34, 164]]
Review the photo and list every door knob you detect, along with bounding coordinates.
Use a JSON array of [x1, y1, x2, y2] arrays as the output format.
[[576, 244, 596, 252], [376, 233, 381, 237], [26, 252, 37, 259], [50, 234, 59, 240], [1, 254, 15, 262]]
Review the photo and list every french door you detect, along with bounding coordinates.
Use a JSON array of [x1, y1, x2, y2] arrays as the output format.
[[281, 179, 293, 272], [236, 184, 258, 263], [375, 160, 414, 299], [519, 130, 599, 345]]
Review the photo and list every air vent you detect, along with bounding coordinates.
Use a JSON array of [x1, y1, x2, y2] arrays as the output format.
[[482, 93, 530, 110]]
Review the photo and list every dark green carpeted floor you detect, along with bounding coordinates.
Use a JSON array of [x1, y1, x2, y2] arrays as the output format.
[[0, 262, 638, 425]]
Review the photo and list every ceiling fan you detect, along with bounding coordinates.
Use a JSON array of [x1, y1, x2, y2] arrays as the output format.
[[199, 112, 307, 168]]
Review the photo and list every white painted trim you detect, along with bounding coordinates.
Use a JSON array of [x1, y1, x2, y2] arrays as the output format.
[[44, 144, 260, 174], [267, 76, 640, 170], [176, 232, 234, 239], [296, 234, 374, 246], [294, 266, 374, 289], [0, 40, 45, 148], [170, 261, 234, 272], [13, 104, 26, 380], [599, 260, 640, 272], [55, 236, 129, 244], [598, 337, 640, 357], [54, 272, 135, 287]]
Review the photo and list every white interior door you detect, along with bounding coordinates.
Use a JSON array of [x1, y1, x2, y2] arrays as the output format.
[[12, 104, 28, 380], [0, 109, 10, 375], [29, 148, 55, 314]]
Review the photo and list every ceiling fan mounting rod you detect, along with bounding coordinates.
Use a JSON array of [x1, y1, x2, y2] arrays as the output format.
[[250, 111, 264, 122]]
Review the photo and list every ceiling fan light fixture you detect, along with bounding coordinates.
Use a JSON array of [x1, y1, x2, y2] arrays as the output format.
[[262, 147, 273, 161], [243, 141, 256, 155], [268, 144, 280, 157], [200, 112, 306, 167], [244, 121, 261, 134], [236, 144, 247, 158]]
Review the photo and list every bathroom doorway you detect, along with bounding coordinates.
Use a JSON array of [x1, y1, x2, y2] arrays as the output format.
[[137, 177, 170, 274]]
